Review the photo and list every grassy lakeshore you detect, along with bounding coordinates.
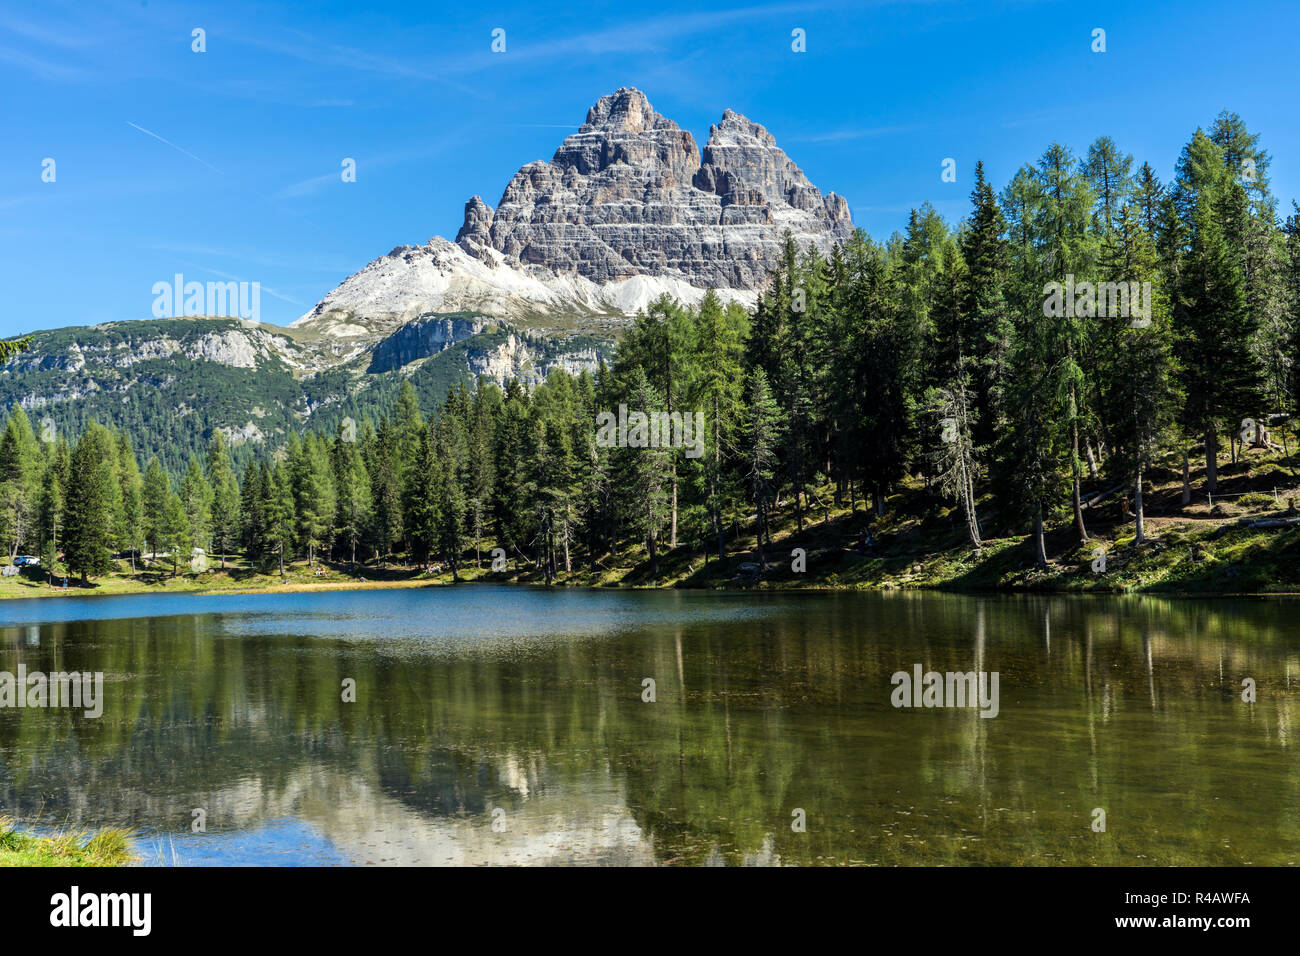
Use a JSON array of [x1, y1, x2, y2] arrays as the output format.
[[5, 443, 1300, 599], [0, 819, 135, 867]]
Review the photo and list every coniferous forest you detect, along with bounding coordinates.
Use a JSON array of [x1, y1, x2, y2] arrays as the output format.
[[6, 113, 1300, 589]]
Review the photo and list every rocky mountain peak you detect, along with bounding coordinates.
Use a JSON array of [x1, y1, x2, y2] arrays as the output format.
[[548, 86, 699, 181], [451, 87, 853, 291], [582, 87, 663, 133]]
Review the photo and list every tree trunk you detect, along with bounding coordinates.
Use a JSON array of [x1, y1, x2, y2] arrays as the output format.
[[1134, 461, 1146, 545], [1033, 508, 1048, 569], [1205, 428, 1218, 494], [713, 475, 725, 560], [1181, 449, 1192, 506], [963, 470, 981, 551], [1072, 418, 1088, 541], [670, 462, 678, 550]]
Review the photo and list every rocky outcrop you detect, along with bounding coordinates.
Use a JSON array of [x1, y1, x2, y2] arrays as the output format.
[[366, 313, 493, 373], [366, 311, 607, 385]]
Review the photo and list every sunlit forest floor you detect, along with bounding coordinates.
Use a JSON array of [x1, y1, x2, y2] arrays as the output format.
[[3, 437, 1299, 599]]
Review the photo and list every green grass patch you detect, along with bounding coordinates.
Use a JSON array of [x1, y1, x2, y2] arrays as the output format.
[[0, 818, 135, 867]]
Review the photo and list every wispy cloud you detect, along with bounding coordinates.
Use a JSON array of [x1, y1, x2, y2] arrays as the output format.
[[276, 171, 338, 200], [0, 44, 89, 81], [788, 123, 925, 143], [195, 265, 302, 307], [273, 140, 466, 200], [236, 1, 835, 92], [451, 2, 831, 68], [145, 242, 357, 276], [127, 122, 221, 173], [237, 29, 483, 98], [0, 15, 102, 48]]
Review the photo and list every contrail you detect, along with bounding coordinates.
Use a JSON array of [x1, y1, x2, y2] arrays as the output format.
[[126, 122, 221, 173]]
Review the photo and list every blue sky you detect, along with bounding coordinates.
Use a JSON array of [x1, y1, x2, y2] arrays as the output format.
[[2, 0, 1298, 336]]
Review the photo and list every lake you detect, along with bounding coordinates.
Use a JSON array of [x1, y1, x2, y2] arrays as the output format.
[[1, 585, 1297, 865]]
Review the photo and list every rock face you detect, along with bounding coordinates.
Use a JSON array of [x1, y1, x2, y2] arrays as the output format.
[[453, 88, 852, 289], [298, 87, 851, 337], [366, 311, 607, 385], [366, 314, 494, 373]]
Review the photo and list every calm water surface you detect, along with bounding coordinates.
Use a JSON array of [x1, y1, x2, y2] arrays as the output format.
[[1, 586, 1297, 865]]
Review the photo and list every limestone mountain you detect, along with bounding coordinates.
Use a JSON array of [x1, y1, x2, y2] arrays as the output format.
[[296, 87, 852, 337]]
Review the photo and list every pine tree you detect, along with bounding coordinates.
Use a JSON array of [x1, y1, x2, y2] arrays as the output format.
[[742, 368, 783, 567], [689, 291, 745, 555], [1034, 142, 1098, 542], [239, 460, 266, 559], [1171, 129, 1263, 493], [1284, 205, 1300, 431], [295, 433, 336, 565], [959, 162, 1013, 453], [366, 420, 402, 560], [620, 368, 672, 578], [928, 364, 982, 551], [64, 425, 116, 585], [0, 406, 40, 561], [466, 379, 501, 569], [180, 455, 213, 555], [1081, 136, 1135, 235], [1105, 206, 1181, 542], [408, 427, 442, 567], [206, 433, 241, 568], [142, 457, 170, 564], [1133, 162, 1165, 238], [116, 432, 144, 571], [264, 462, 296, 576], [37, 438, 70, 586], [333, 428, 372, 565], [161, 488, 190, 577], [436, 439, 468, 581], [393, 379, 424, 555]]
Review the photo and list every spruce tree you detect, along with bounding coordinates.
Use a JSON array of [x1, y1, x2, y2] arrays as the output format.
[[206, 433, 241, 568], [64, 425, 116, 585], [142, 457, 170, 563], [180, 455, 213, 555], [0, 406, 40, 561]]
